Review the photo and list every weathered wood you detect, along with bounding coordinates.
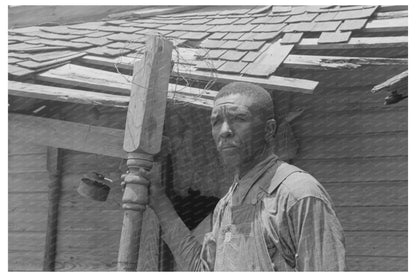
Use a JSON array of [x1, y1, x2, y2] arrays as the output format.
[[55, 251, 118, 271], [9, 210, 48, 232], [9, 251, 44, 271], [346, 256, 407, 271], [283, 54, 408, 70], [118, 36, 172, 271], [371, 70, 408, 94], [9, 113, 126, 159], [291, 110, 407, 136], [9, 232, 46, 251], [324, 181, 407, 207], [173, 64, 318, 94], [8, 153, 48, 173], [17, 52, 86, 70], [337, 206, 407, 231], [43, 147, 62, 271], [298, 132, 407, 159], [364, 17, 408, 33], [58, 209, 122, 232], [345, 231, 407, 257], [9, 81, 130, 108], [295, 156, 407, 183], [8, 172, 50, 192], [297, 36, 408, 50]]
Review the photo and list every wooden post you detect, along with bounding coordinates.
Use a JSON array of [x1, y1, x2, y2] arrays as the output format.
[[117, 35, 173, 271]]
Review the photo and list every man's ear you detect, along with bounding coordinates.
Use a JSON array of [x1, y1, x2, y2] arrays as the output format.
[[265, 119, 277, 142]]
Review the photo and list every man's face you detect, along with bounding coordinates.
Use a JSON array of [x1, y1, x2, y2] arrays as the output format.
[[211, 94, 266, 169]]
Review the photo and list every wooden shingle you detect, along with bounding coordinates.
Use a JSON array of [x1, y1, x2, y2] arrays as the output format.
[[285, 13, 318, 23], [219, 40, 242, 49], [40, 26, 94, 35], [85, 46, 131, 57], [333, 7, 377, 20], [180, 32, 210, 40], [251, 31, 282, 41], [283, 22, 315, 32], [30, 31, 81, 41], [29, 50, 80, 62], [237, 41, 266, 51], [106, 33, 146, 42], [167, 31, 187, 38], [207, 18, 239, 25], [208, 32, 228, 40], [238, 32, 257, 41], [106, 42, 144, 51], [195, 60, 225, 70], [314, 12, 338, 22], [318, 31, 352, 44], [96, 26, 139, 33], [205, 49, 226, 59], [251, 23, 286, 33], [199, 39, 226, 49], [241, 51, 263, 62], [267, 16, 289, 24], [339, 19, 368, 31], [272, 6, 292, 13], [311, 21, 342, 32], [223, 32, 245, 40], [219, 50, 247, 61], [17, 52, 85, 70], [234, 18, 254, 25], [84, 31, 113, 38], [73, 37, 112, 46], [242, 41, 293, 76], [25, 39, 91, 49], [281, 32, 304, 44], [217, 61, 248, 73], [183, 18, 212, 25]]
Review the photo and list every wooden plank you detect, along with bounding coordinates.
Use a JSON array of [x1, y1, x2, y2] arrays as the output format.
[[8, 153, 47, 173], [291, 110, 407, 136], [325, 181, 407, 207], [337, 206, 407, 231], [283, 54, 408, 70], [345, 231, 407, 257], [339, 19, 368, 31], [55, 251, 118, 271], [297, 36, 408, 50], [9, 192, 49, 211], [58, 209, 123, 231], [371, 70, 408, 94], [17, 52, 86, 70], [298, 132, 407, 159], [242, 41, 293, 76], [375, 10, 408, 19], [9, 232, 46, 251], [9, 113, 126, 159], [295, 156, 407, 183], [174, 64, 318, 94], [346, 256, 407, 271], [8, 141, 47, 155], [9, 81, 130, 108], [8, 172, 51, 193], [364, 17, 408, 33], [9, 210, 48, 232], [9, 251, 44, 271], [318, 31, 352, 44], [281, 32, 303, 44], [8, 64, 34, 77], [56, 231, 120, 252]]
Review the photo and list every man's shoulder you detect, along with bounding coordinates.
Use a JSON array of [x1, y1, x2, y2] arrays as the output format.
[[270, 163, 332, 207]]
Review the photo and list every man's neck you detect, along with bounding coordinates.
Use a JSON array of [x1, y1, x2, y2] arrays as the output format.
[[234, 147, 274, 181]]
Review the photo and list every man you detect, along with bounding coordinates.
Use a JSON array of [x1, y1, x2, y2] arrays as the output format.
[[123, 82, 346, 271]]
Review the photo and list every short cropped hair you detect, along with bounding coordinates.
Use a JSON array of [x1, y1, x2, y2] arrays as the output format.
[[214, 82, 275, 122]]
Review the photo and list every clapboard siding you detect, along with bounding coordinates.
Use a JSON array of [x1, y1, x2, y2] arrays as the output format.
[[290, 81, 408, 271], [8, 140, 50, 271], [56, 150, 124, 271]]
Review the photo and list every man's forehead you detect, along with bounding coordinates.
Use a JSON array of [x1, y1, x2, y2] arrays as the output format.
[[213, 94, 256, 108]]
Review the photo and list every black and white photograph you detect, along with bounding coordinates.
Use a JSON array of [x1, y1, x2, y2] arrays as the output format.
[[7, 4, 408, 272]]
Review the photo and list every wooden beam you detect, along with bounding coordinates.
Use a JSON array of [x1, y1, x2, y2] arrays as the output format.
[[79, 55, 318, 94], [9, 113, 126, 159], [9, 80, 130, 108], [297, 36, 408, 50], [36, 63, 217, 108], [173, 64, 317, 94], [283, 54, 408, 70], [363, 18, 408, 33], [371, 70, 408, 94]]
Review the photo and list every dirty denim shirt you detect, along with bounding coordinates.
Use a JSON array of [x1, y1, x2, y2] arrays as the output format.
[[162, 154, 346, 271]]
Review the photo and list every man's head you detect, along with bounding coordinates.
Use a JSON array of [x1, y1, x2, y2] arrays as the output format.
[[210, 82, 277, 172]]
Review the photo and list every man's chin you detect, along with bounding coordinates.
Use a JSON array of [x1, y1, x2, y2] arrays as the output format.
[[219, 153, 241, 169]]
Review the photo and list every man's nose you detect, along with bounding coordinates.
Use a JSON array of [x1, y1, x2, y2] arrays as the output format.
[[219, 120, 233, 138]]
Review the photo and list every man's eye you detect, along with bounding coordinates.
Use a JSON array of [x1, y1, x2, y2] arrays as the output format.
[[234, 115, 246, 121]]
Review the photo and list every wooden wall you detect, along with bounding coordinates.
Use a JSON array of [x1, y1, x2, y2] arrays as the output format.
[[290, 86, 408, 271], [8, 140, 50, 271]]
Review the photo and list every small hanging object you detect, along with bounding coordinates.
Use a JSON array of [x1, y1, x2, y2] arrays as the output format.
[[77, 172, 112, 201], [384, 91, 408, 105]]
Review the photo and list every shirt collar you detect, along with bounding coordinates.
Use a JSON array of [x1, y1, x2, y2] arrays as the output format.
[[234, 154, 279, 204]]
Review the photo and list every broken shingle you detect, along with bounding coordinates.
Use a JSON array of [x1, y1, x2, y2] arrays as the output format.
[[318, 31, 352, 44], [281, 32, 304, 44], [219, 50, 247, 61], [338, 19, 368, 31], [237, 41, 266, 51], [217, 61, 248, 73]]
